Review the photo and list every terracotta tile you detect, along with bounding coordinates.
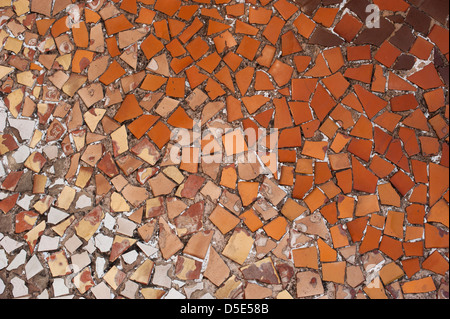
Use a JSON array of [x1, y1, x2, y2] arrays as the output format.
[[403, 241, 424, 257], [263, 216, 288, 241], [296, 271, 324, 298], [402, 277, 437, 294], [336, 169, 353, 194], [330, 133, 352, 153], [400, 258, 421, 279], [310, 84, 336, 122], [293, 13, 316, 39], [369, 155, 395, 178], [347, 45, 371, 61], [291, 78, 318, 102], [424, 88, 446, 113], [408, 64, 444, 90], [333, 13, 363, 42], [323, 261, 346, 284], [154, 0, 180, 16], [158, 217, 184, 260], [249, 7, 272, 24], [405, 226, 424, 242], [209, 205, 240, 235], [344, 64, 373, 84], [347, 217, 369, 243], [267, 60, 293, 88], [104, 15, 134, 36], [235, 66, 254, 96], [422, 251, 449, 275], [305, 53, 331, 77], [292, 175, 313, 200], [237, 182, 259, 207], [0, 0, 449, 300], [359, 226, 382, 254], [425, 223, 449, 249], [240, 208, 263, 233], [380, 235, 404, 260], [212, 30, 237, 54], [428, 24, 449, 55], [293, 246, 319, 269], [322, 73, 350, 100]]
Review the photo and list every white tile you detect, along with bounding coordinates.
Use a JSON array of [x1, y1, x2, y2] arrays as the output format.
[[52, 278, 69, 297], [11, 277, 28, 298], [83, 237, 96, 254], [75, 195, 92, 209], [37, 289, 49, 299], [103, 213, 116, 231], [0, 249, 7, 270], [95, 257, 106, 278], [25, 255, 44, 280], [43, 145, 58, 160], [0, 161, 4, 177], [12, 145, 30, 164], [91, 282, 111, 299], [164, 288, 186, 299], [152, 264, 172, 289], [120, 280, 139, 299], [17, 194, 34, 210], [122, 250, 138, 264], [0, 236, 23, 254], [6, 249, 27, 271], [47, 207, 69, 225], [116, 217, 136, 237], [7, 118, 36, 140], [0, 277, 5, 295], [64, 234, 82, 255], [137, 242, 158, 257], [94, 234, 113, 253], [0, 111, 6, 132], [37, 235, 60, 252], [71, 251, 91, 273]]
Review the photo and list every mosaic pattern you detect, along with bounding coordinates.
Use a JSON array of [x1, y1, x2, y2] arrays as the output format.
[[0, 0, 449, 299]]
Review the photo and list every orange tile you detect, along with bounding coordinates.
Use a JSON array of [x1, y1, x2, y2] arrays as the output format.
[[166, 77, 185, 98], [263, 16, 285, 45], [313, 7, 339, 27], [104, 15, 134, 35], [136, 7, 156, 24], [167, 107, 193, 129], [154, 0, 181, 16], [401, 258, 421, 278], [209, 205, 240, 235], [293, 13, 316, 39], [141, 34, 164, 60], [347, 217, 369, 242], [236, 36, 261, 61], [99, 60, 126, 85], [128, 114, 159, 139], [407, 64, 444, 90], [263, 216, 288, 241], [402, 277, 436, 294], [147, 121, 171, 149], [241, 209, 264, 232], [333, 13, 363, 42], [292, 246, 318, 269], [330, 224, 350, 248]]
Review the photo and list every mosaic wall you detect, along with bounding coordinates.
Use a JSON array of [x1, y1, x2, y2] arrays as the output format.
[[0, 0, 448, 299]]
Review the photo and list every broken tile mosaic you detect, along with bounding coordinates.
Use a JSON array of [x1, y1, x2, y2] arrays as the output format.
[[0, 0, 448, 300]]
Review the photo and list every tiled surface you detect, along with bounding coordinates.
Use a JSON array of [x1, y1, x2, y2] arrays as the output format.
[[0, 0, 448, 299]]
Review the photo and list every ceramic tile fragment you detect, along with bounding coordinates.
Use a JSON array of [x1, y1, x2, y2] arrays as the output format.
[[0, 0, 447, 301]]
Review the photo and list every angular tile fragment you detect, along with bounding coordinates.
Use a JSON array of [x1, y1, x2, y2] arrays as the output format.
[[222, 228, 254, 265], [74, 207, 104, 242]]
